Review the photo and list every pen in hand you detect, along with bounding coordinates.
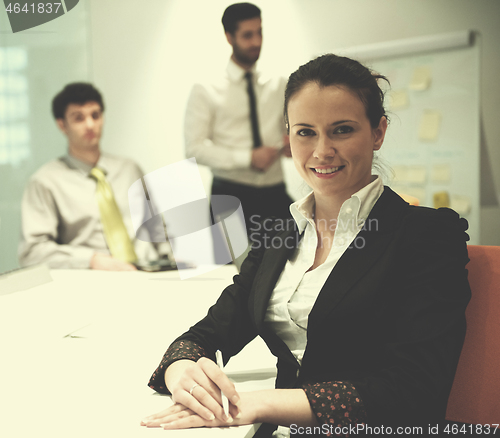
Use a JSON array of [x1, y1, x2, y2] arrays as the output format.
[[215, 349, 230, 417]]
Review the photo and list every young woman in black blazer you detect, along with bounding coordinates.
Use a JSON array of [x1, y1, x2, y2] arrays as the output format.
[[141, 54, 471, 436]]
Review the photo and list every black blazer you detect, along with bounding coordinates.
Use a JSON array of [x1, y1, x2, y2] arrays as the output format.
[[178, 187, 471, 426]]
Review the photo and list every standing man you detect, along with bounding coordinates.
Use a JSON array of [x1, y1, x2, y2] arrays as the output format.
[[185, 2, 293, 241], [18, 82, 171, 270]]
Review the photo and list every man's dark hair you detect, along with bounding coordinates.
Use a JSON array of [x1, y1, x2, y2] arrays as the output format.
[[52, 82, 105, 120], [222, 2, 261, 35]]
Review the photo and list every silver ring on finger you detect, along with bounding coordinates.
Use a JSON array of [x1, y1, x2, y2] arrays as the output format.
[[189, 383, 201, 396]]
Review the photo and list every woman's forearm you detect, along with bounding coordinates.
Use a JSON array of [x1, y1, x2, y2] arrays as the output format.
[[244, 388, 319, 427]]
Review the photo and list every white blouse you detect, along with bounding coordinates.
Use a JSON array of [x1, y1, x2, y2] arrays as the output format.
[[264, 177, 384, 364]]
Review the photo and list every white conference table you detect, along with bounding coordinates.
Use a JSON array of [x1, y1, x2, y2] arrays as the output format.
[[0, 266, 277, 438]]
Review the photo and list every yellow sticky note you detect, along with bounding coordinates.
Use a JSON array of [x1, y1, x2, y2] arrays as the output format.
[[433, 191, 450, 209], [410, 66, 432, 91], [419, 110, 441, 141], [392, 166, 405, 181], [392, 166, 408, 184], [450, 195, 471, 215], [393, 165, 426, 184], [389, 90, 409, 110], [407, 166, 427, 184], [432, 164, 451, 183]]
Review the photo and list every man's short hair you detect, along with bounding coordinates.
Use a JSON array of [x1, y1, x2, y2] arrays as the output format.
[[52, 82, 105, 120], [222, 2, 261, 35]]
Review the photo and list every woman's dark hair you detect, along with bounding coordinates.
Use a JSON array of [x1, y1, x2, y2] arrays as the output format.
[[52, 82, 104, 120], [222, 2, 261, 35], [284, 54, 389, 129]]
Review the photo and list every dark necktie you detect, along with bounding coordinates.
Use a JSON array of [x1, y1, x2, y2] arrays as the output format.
[[245, 71, 261, 148]]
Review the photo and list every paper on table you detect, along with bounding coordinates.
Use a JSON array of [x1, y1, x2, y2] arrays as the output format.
[[228, 368, 277, 392], [410, 66, 432, 91], [0, 263, 52, 296], [419, 110, 442, 141]]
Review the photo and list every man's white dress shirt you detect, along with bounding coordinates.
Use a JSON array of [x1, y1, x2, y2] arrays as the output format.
[[184, 59, 287, 187]]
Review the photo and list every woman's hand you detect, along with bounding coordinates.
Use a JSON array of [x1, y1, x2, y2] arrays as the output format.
[[142, 385, 318, 431], [141, 403, 237, 429], [140, 357, 318, 430], [141, 357, 242, 427], [140, 391, 263, 430]]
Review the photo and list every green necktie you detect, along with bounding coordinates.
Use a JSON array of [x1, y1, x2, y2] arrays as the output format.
[[90, 167, 137, 263]]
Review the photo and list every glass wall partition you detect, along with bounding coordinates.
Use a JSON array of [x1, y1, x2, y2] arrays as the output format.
[[0, 2, 91, 272]]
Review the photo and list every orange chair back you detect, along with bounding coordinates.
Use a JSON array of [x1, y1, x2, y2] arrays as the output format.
[[446, 245, 500, 425]]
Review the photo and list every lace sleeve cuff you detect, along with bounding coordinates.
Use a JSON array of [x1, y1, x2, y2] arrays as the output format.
[[148, 340, 207, 394], [303, 381, 367, 435]]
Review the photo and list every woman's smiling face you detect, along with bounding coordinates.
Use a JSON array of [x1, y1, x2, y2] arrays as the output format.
[[287, 82, 387, 203]]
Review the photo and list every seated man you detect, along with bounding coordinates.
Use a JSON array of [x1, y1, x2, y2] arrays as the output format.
[[18, 82, 171, 271]]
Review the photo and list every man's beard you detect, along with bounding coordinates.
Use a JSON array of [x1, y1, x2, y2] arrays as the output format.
[[233, 44, 260, 66]]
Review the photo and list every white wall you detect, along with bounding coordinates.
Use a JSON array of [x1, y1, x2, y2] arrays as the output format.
[[88, 0, 310, 197], [88, 0, 500, 244]]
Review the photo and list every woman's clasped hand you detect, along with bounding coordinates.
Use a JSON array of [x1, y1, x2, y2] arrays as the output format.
[[140, 358, 244, 429]]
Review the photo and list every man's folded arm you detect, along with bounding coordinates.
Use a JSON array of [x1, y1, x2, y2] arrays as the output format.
[[184, 84, 252, 170], [18, 178, 95, 269]]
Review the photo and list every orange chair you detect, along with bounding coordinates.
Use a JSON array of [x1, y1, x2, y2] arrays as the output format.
[[446, 245, 500, 425]]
